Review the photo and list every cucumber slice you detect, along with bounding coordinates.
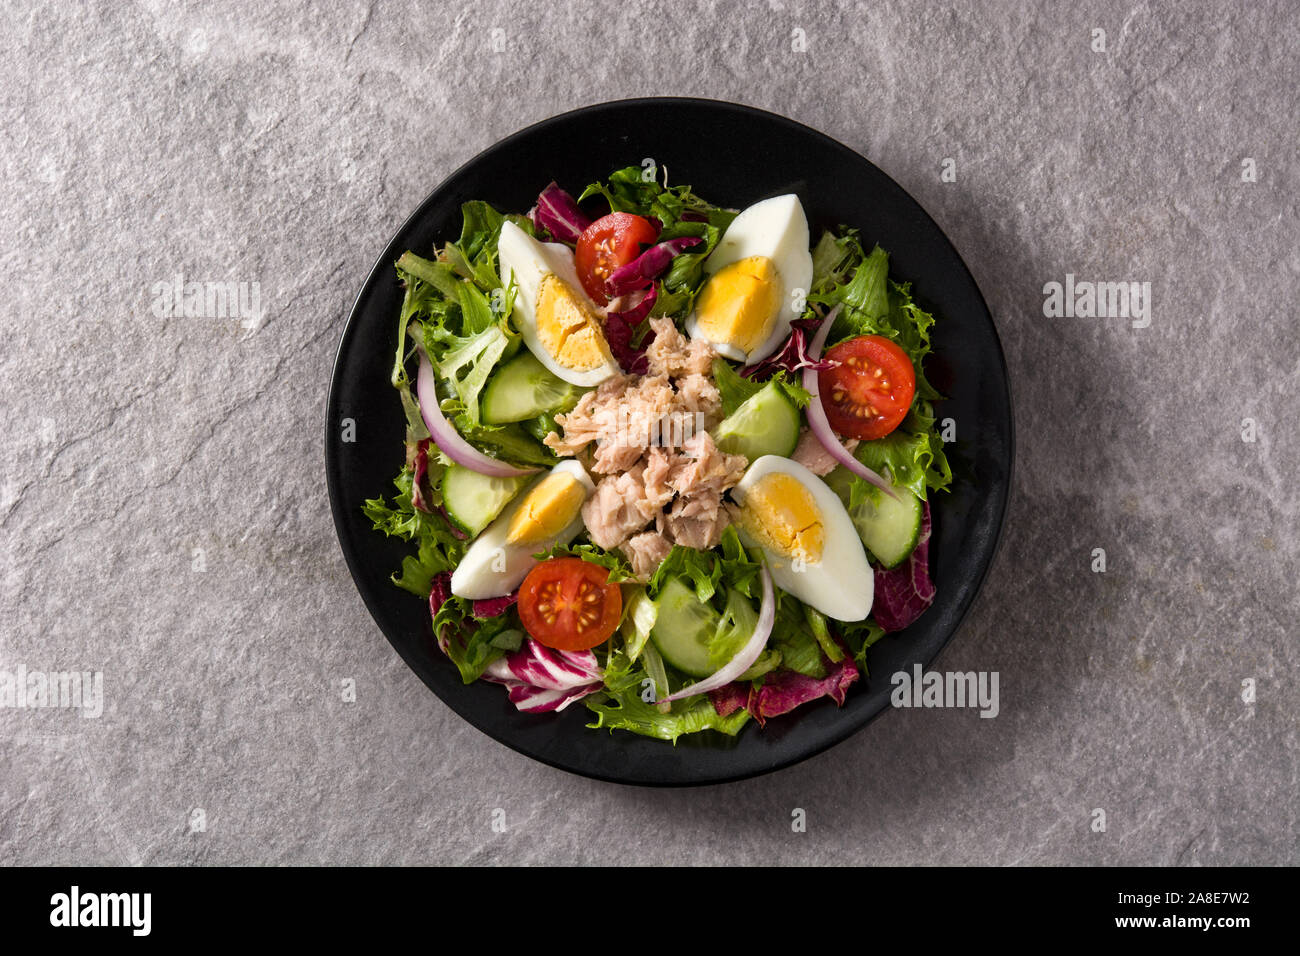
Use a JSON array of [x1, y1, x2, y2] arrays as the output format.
[[481, 351, 586, 424], [649, 580, 766, 679], [824, 466, 922, 569], [441, 465, 530, 537], [649, 578, 717, 678], [712, 381, 800, 461]]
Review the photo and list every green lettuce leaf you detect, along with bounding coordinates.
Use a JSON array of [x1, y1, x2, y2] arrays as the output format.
[[423, 319, 513, 426], [810, 228, 866, 293], [832, 244, 891, 337], [431, 593, 512, 683], [707, 587, 761, 671], [649, 525, 762, 605], [803, 603, 845, 663], [711, 358, 810, 417], [442, 201, 510, 292], [713, 357, 762, 416], [531, 541, 634, 582], [588, 634, 752, 743], [361, 468, 466, 597], [769, 595, 827, 678], [578, 166, 728, 230], [447, 415, 557, 468], [585, 685, 751, 743], [838, 617, 887, 673], [852, 427, 952, 502], [649, 281, 693, 318], [618, 587, 657, 662]]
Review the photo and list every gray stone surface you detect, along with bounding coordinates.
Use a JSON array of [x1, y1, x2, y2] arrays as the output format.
[[1, 0, 1296, 865]]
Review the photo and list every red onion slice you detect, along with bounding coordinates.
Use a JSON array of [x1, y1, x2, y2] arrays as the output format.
[[660, 565, 776, 703], [414, 346, 540, 478], [802, 306, 896, 499]]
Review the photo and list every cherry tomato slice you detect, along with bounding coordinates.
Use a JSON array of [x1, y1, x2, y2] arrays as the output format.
[[818, 335, 917, 440], [517, 558, 623, 651], [574, 213, 658, 305]]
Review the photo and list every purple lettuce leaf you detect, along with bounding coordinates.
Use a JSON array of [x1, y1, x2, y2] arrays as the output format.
[[708, 650, 860, 724], [708, 682, 750, 717], [745, 655, 860, 727], [871, 502, 936, 632]]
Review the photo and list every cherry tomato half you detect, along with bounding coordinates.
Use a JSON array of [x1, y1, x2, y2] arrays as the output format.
[[574, 213, 658, 305], [818, 335, 917, 440], [517, 558, 623, 651]]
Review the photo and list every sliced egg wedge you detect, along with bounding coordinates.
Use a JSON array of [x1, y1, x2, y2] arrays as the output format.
[[450, 460, 595, 600], [686, 194, 814, 364], [731, 455, 874, 622], [498, 220, 621, 387]]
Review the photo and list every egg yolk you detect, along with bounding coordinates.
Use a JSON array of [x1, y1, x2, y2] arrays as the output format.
[[739, 472, 824, 564], [507, 473, 586, 546], [535, 275, 613, 372], [693, 256, 782, 355]]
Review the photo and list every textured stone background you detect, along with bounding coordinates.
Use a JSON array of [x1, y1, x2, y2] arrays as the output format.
[[2, 0, 1296, 865]]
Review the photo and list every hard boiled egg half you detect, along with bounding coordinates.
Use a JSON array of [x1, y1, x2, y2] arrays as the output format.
[[451, 460, 595, 600], [731, 455, 874, 622], [686, 194, 814, 364], [498, 220, 621, 387]]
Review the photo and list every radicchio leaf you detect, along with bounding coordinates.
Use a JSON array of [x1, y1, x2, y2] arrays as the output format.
[[407, 438, 432, 512], [605, 285, 657, 375], [504, 682, 603, 714], [740, 318, 835, 380], [482, 638, 605, 713], [871, 502, 936, 632], [605, 237, 701, 298], [429, 572, 453, 653], [530, 182, 591, 245], [471, 591, 518, 618]]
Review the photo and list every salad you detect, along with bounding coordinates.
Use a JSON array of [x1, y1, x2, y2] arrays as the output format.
[[363, 166, 952, 743]]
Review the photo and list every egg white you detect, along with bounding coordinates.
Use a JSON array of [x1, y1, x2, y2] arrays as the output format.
[[686, 194, 814, 364], [732, 455, 874, 622], [498, 220, 620, 387], [450, 459, 596, 600]]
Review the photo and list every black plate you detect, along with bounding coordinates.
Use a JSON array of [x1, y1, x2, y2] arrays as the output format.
[[325, 97, 1013, 787]]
